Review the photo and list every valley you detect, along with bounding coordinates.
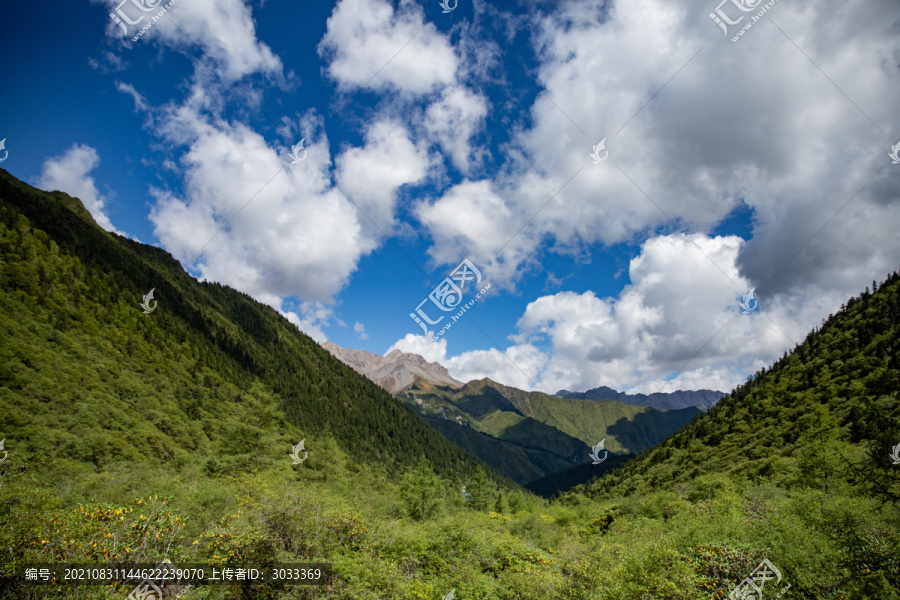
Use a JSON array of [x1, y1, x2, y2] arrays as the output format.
[[1, 170, 898, 598]]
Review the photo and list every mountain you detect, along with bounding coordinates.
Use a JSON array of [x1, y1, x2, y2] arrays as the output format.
[[409, 378, 703, 455], [422, 417, 595, 486], [0, 169, 506, 487], [402, 377, 700, 486], [322, 341, 462, 394], [320, 343, 702, 487], [556, 385, 725, 411], [321, 342, 705, 461]]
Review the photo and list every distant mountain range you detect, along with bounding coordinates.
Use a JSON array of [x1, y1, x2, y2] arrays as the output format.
[[556, 386, 725, 412], [322, 342, 706, 490], [401, 378, 703, 490]]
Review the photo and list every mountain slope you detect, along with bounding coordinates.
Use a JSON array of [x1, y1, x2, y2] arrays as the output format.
[[556, 386, 724, 411], [407, 378, 702, 455], [572, 271, 900, 500], [401, 377, 701, 488], [0, 169, 508, 488], [423, 418, 590, 485]]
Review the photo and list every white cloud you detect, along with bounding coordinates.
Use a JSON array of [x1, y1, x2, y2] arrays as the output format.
[[115, 81, 149, 111], [416, 179, 534, 284], [318, 0, 458, 94], [36, 144, 124, 236], [281, 301, 333, 343], [416, 0, 900, 305], [445, 344, 548, 392], [148, 113, 368, 303], [421, 233, 845, 394], [335, 119, 429, 237], [137, 111, 430, 346], [387, 332, 448, 364], [354, 321, 369, 340], [101, 0, 283, 80], [422, 86, 488, 174]]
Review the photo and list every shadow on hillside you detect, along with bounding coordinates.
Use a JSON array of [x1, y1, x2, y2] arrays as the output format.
[[605, 406, 701, 454], [525, 453, 634, 498]]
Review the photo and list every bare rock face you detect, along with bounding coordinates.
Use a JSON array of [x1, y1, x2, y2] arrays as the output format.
[[322, 341, 463, 394]]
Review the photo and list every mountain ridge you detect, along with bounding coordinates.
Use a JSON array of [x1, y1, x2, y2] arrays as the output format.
[[556, 385, 725, 411]]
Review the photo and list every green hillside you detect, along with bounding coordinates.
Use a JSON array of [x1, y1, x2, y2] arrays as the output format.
[[573, 272, 900, 501], [0, 169, 501, 487], [424, 418, 583, 485], [405, 378, 700, 457]]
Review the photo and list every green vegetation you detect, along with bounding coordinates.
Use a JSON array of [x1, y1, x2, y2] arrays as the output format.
[[424, 418, 585, 486], [403, 379, 700, 485], [406, 379, 701, 456], [0, 170, 898, 598]]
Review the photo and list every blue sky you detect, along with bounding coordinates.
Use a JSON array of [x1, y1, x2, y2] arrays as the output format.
[[1, 0, 898, 395]]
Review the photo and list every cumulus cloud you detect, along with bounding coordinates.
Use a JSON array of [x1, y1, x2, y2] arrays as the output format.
[[318, 0, 457, 94], [422, 86, 488, 174], [36, 144, 124, 236], [354, 322, 369, 340], [414, 233, 848, 394], [101, 0, 283, 79], [135, 110, 430, 346], [335, 119, 429, 237], [416, 0, 900, 302], [387, 332, 449, 364], [147, 112, 367, 303], [445, 344, 548, 391]]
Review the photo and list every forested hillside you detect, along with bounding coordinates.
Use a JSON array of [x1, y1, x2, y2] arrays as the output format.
[[561, 270, 900, 597], [0, 169, 499, 485], [574, 271, 900, 500]]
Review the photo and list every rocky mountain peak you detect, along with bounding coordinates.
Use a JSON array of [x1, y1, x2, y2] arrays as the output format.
[[322, 341, 463, 394]]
